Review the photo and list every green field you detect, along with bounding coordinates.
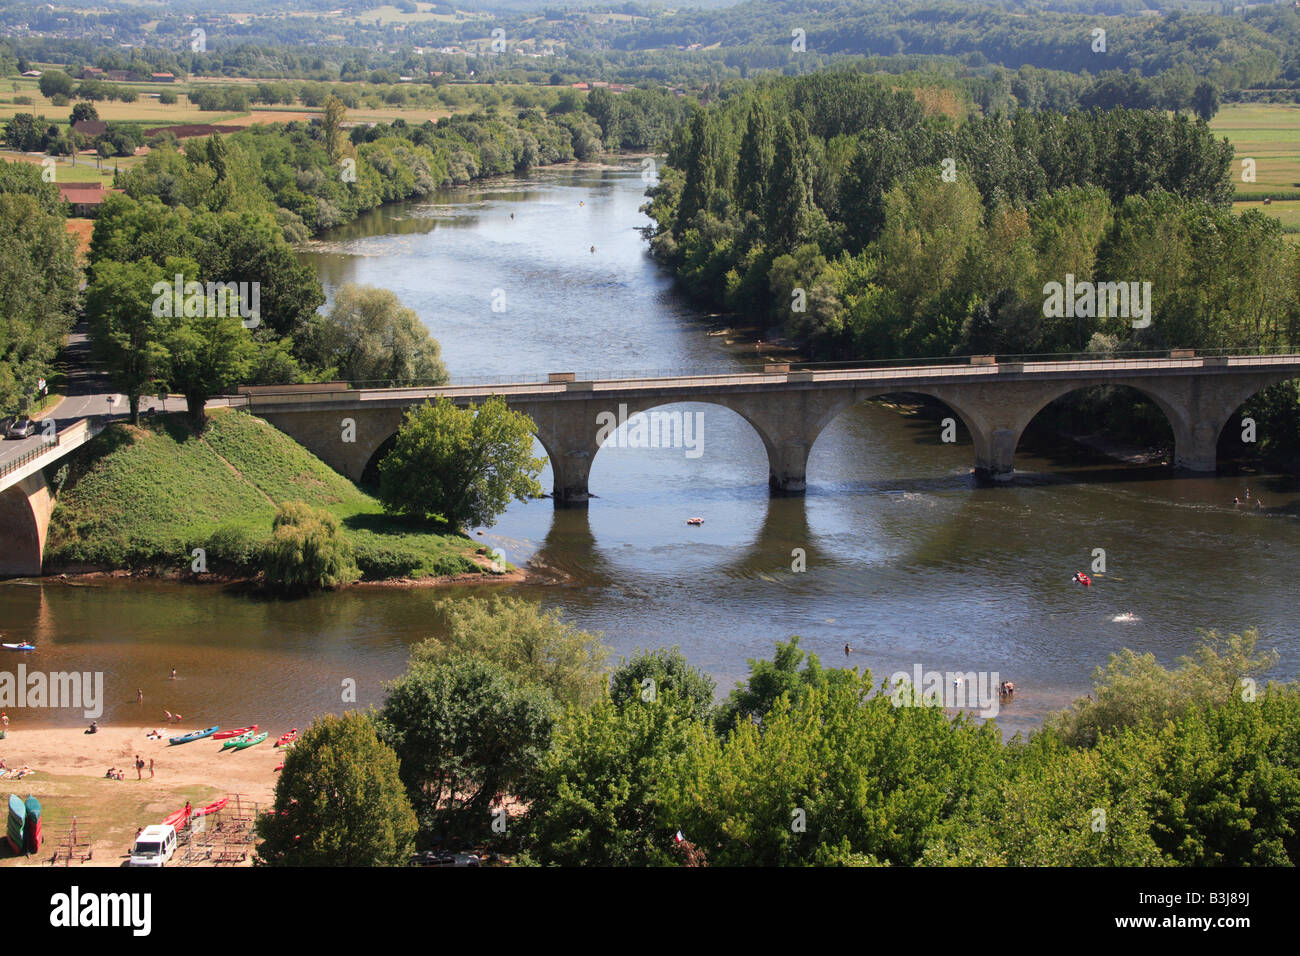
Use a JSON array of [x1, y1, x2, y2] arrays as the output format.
[[1211, 102, 1300, 237], [45, 407, 484, 581]]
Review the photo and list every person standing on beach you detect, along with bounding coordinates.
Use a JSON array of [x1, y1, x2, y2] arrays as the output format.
[[148, 758, 154, 778], [135, 755, 143, 779]]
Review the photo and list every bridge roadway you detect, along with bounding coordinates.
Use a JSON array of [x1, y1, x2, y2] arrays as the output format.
[[242, 353, 1300, 503]]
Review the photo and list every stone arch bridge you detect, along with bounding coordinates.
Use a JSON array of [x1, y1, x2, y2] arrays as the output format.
[[241, 354, 1300, 505]]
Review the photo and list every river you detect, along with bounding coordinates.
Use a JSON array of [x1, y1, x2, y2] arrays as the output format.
[[3, 162, 1297, 739]]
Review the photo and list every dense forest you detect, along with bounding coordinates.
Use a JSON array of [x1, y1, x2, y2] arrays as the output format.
[[643, 70, 1300, 457]]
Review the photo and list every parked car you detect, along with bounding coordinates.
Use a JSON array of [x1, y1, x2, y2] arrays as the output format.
[[4, 418, 34, 440], [128, 824, 178, 867]]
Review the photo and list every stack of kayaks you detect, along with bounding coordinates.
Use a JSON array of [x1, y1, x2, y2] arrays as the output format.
[[24, 795, 40, 853], [221, 730, 256, 750], [162, 806, 191, 829], [6, 794, 24, 853], [275, 729, 299, 748], [212, 725, 257, 741]]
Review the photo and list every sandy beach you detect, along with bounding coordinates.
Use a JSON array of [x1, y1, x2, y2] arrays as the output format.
[[0, 724, 281, 866]]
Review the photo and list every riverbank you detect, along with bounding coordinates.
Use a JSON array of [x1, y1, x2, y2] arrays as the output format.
[[0, 724, 277, 866]]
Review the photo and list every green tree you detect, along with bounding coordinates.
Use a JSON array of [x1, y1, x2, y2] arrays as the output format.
[[37, 70, 74, 99], [84, 259, 170, 424], [378, 395, 543, 529], [190, 209, 324, 341], [0, 191, 79, 415], [669, 673, 1006, 866], [1146, 689, 1300, 865], [1046, 628, 1279, 748], [302, 283, 447, 385], [70, 101, 98, 125], [764, 112, 814, 251], [714, 635, 854, 735], [1191, 81, 1220, 122], [415, 595, 608, 709], [523, 693, 706, 866], [377, 655, 556, 838], [3, 113, 43, 152], [322, 93, 347, 164], [255, 711, 417, 866], [953, 731, 1167, 866], [735, 101, 773, 220], [261, 500, 359, 593], [609, 647, 717, 723]]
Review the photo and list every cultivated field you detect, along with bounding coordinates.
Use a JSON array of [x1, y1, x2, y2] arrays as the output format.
[[1211, 102, 1300, 237]]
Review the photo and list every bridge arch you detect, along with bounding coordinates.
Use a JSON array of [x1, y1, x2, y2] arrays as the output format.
[[0, 472, 53, 577], [805, 388, 987, 484], [584, 396, 776, 497], [1009, 381, 1185, 474]]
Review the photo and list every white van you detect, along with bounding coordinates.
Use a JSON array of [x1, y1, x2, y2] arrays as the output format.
[[129, 824, 177, 867]]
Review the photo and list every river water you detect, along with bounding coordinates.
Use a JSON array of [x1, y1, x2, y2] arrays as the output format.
[[3, 163, 1297, 738]]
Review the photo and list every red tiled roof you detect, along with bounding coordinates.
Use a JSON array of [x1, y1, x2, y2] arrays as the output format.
[[57, 182, 111, 205]]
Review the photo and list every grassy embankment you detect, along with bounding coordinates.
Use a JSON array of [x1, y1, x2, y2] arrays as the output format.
[[44, 406, 484, 582], [1212, 102, 1300, 239]]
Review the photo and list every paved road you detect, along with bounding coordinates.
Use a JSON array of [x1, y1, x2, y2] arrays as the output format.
[[0, 323, 229, 475]]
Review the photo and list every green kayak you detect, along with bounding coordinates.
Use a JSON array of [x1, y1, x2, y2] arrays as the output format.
[[234, 731, 268, 749], [221, 731, 254, 750]]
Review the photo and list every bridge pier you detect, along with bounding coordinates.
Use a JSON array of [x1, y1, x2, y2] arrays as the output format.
[[975, 426, 1021, 482], [550, 451, 595, 506], [767, 440, 811, 494]]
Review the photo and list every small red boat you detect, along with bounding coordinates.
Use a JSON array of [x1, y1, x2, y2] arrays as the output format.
[[1073, 572, 1092, 587], [212, 725, 258, 740], [275, 729, 299, 748], [274, 762, 285, 772]]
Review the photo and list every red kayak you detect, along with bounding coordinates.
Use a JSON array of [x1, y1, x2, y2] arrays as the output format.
[[275, 729, 298, 748], [212, 725, 258, 740], [192, 797, 228, 818]]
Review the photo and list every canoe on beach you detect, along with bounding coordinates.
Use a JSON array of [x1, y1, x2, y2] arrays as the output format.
[[169, 726, 219, 745], [212, 725, 257, 740]]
